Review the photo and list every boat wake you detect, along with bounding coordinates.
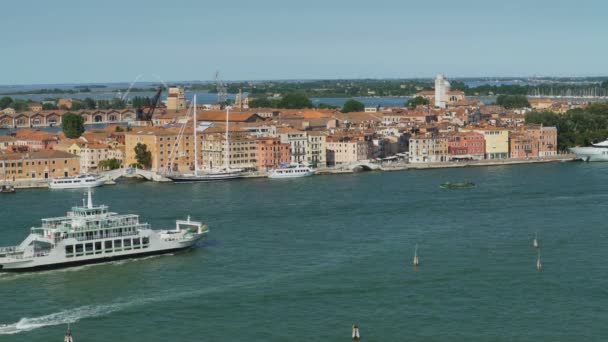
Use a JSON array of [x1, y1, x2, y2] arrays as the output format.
[[0, 302, 128, 335]]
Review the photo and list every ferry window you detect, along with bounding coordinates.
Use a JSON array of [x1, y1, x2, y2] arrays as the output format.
[[65, 245, 74, 254], [142, 237, 149, 244], [105, 241, 112, 249], [75, 244, 83, 253], [85, 243, 93, 251], [95, 242, 102, 250], [133, 238, 140, 245], [123, 239, 131, 247], [114, 240, 122, 247]]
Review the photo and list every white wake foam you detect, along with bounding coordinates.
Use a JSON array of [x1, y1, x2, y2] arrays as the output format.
[[0, 301, 132, 335]]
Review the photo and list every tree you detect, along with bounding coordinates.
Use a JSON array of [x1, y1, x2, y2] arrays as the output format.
[[70, 101, 84, 110], [277, 93, 313, 109], [61, 113, 85, 138], [0, 96, 12, 109], [42, 103, 58, 110], [134, 143, 152, 169], [341, 99, 365, 113], [317, 103, 339, 109], [11, 100, 29, 112], [496, 95, 530, 109], [248, 97, 271, 108], [83, 98, 97, 110], [115, 126, 124, 132], [407, 96, 429, 108], [98, 158, 122, 170]]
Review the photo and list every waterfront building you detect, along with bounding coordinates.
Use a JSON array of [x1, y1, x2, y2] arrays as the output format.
[[0, 150, 80, 180], [447, 132, 486, 160], [166, 87, 188, 111], [256, 137, 290, 170], [524, 124, 558, 157], [326, 135, 370, 166], [408, 135, 449, 163], [125, 127, 196, 173], [509, 133, 539, 159], [461, 126, 509, 159], [306, 131, 327, 167], [69, 143, 124, 173], [200, 126, 258, 171], [278, 127, 308, 164]]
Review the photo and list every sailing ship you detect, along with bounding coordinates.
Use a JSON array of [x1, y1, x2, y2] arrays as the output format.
[[412, 244, 420, 266], [168, 95, 245, 182], [0, 189, 208, 272]]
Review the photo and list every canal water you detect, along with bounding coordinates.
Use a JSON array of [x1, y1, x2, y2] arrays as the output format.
[[1, 162, 607, 340]]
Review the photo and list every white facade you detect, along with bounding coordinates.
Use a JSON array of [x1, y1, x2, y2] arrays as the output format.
[[434, 74, 451, 109]]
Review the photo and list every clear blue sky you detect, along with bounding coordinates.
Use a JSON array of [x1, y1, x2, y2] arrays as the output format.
[[1, 0, 606, 85]]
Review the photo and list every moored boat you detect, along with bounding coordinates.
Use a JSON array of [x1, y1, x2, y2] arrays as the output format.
[[268, 165, 315, 179], [569, 140, 608, 162], [49, 174, 105, 189], [0, 185, 15, 193], [0, 189, 208, 272]]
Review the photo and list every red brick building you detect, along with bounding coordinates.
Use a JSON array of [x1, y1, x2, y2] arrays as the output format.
[[509, 133, 539, 159], [447, 132, 485, 160], [257, 137, 290, 170]]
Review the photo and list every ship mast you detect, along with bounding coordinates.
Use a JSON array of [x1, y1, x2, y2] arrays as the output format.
[[193, 95, 198, 174], [224, 106, 230, 170]]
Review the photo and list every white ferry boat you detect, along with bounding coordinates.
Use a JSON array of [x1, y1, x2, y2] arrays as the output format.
[[49, 175, 105, 189], [268, 165, 315, 179], [0, 190, 208, 272], [570, 140, 608, 162]]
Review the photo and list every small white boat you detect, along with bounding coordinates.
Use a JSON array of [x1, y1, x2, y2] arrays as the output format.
[[49, 175, 105, 189], [412, 244, 419, 266], [268, 165, 315, 179]]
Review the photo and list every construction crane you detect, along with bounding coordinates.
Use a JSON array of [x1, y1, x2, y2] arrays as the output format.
[[136, 86, 163, 122], [214, 71, 228, 108]]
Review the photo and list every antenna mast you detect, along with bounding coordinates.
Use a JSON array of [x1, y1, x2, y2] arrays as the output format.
[[215, 71, 228, 109]]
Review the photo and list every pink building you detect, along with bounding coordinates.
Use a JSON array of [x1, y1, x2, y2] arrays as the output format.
[[447, 132, 485, 160]]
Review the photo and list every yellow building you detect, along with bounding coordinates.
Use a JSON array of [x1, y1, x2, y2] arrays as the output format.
[[0, 150, 80, 180], [125, 127, 198, 173], [461, 126, 509, 159]]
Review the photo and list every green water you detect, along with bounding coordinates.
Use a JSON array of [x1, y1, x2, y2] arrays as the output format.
[[1, 163, 607, 341]]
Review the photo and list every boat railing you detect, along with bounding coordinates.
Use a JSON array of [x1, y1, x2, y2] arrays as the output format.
[[0, 246, 19, 254], [73, 231, 140, 242]]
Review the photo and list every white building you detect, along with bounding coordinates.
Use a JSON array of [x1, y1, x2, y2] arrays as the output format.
[[434, 74, 451, 109], [278, 128, 307, 164]]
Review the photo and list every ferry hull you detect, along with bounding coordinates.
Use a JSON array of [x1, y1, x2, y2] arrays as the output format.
[[569, 147, 608, 162], [0, 244, 196, 273]]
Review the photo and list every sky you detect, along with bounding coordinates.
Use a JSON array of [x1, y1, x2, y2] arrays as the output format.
[[1, 0, 606, 85]]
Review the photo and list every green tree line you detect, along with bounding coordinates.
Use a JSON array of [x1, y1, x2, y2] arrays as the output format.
[[525, 102, 608, 150]]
